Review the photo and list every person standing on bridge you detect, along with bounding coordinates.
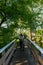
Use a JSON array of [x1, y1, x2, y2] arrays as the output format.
[[19, 33, 24, 50]]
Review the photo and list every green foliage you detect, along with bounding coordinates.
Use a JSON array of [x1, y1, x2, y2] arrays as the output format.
[[0, 0, 43, 48], [0, 0, 42, 28], [0, 27, 16, 48]]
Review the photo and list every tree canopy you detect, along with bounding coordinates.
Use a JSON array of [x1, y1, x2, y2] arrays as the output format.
[[0, 0, 43, 29], [0, 0, 43, 48]]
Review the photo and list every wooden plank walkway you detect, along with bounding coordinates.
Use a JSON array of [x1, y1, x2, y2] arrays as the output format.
[[9, 47, 35, 65]]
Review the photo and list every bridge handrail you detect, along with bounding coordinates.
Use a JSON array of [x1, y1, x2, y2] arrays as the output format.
[[26, 37, 43, 54], [28, 39, 43, 54], [0, 39, 16, 65], [0, 39, 15, 53], [26, 38, 43, 65]]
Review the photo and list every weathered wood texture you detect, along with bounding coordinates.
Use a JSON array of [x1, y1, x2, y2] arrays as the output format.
[[9, 48, 35, 65], [26, 39, 43, 65], [0, 41, 16, 65]]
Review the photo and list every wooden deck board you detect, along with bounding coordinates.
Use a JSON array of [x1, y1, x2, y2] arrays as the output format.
[[9, 48, 35, 65]]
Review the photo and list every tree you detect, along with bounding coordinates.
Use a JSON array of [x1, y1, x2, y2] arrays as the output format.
[[0, 0, 43, 44]]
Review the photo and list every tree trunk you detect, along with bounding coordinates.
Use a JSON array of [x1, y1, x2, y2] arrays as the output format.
[[0, 17, 6, 26]]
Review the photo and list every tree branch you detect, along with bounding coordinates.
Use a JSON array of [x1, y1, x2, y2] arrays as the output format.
[[0, 12, 6, 26]]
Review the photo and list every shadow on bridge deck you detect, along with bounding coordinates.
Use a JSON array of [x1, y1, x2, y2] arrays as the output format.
[[9, 47, 35, 65]]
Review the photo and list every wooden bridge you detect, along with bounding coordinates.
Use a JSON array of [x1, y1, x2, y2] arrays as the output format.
[[0, 38, 43, 65]]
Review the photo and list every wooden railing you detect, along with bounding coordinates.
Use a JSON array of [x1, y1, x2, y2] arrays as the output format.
[[0, 39, 16, 65], [24, 38, 43, 65]]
